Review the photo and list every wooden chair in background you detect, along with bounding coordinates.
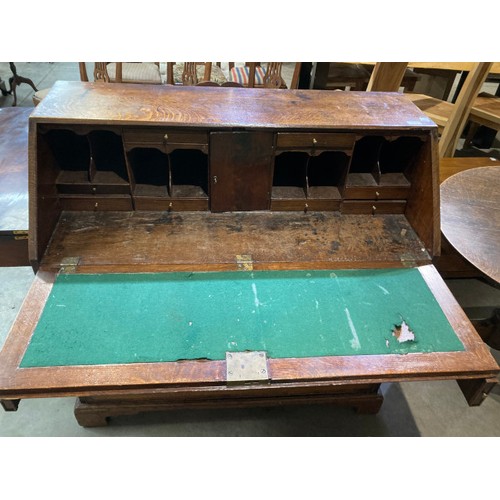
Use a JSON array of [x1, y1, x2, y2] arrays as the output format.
[[165, 63, 227, 86], [228, 63, 301, 89], [365, 62, 409, 91], [79, 63, 162, 84], [405, 62, 493, 157], [463, 91, 500, 149], [196, 81, 243, 87], [311, 63, 419, 92], [364, 62, 494, 158], [34, 62, 163, 106]]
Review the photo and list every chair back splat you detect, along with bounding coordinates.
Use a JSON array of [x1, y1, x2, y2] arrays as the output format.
[[366, 62, 408, 92]]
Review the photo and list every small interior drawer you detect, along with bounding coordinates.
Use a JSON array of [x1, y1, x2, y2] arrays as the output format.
[[276, 132, 355, 150], [59, 195, 133, 211], [123, 128, 208, 148], [271, 199, 341, 211], [343, 185, 411, 200], [341, 200, 407, 214], [133, 197, 209, 211]]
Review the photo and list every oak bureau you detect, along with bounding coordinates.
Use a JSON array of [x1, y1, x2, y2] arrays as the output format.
[[0, 81, 497, 426]]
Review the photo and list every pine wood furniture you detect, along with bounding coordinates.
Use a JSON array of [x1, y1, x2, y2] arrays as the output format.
[[0, 81, 498, 427], [366, 63, 409, 92], [463, 92, 500, 148], [406, 63, 493, 157], [0, 107, 31, 266]]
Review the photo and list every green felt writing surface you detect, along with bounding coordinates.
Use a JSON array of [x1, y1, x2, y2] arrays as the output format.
[[20, 269, 464, 367]]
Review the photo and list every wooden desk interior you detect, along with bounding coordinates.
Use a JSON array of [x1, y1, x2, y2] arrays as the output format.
[[40, 211, 430, 273]]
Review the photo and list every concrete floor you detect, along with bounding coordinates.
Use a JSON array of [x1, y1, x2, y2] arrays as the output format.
[[1, 62, 499, 436]]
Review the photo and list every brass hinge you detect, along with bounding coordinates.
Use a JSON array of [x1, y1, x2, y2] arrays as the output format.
[[13, 230, 28, 240], [400, 253, 417, 268], [236, 254, 253, 271], [59, 257, 80, 274], [226, 351, 270, 385]]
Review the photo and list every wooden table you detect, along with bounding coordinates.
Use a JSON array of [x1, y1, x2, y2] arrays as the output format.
[[0, 107, 31, 266], [439, 156, 499, 184], [441, 166, 500, 349], [441, 166, 500, 283], [436, 157, 499, 279]]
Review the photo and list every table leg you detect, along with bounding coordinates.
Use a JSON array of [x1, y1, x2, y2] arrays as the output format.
[[8, 62, 38, 107], [468, 307, 500, 350], [457, 377, 498, 406]]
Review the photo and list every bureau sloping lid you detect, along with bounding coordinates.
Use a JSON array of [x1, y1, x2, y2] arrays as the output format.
[[0, 265, 497, 400], [30, 81, 436, 131]]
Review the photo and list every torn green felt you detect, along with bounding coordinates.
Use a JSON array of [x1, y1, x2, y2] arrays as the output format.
[[20, 268, 464, 367]]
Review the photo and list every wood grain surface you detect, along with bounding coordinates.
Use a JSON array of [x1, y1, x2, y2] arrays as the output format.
[[38, 211, 431, 273], [440, 166, 500, 282], [439, 156, 499, 183], [30, 81, 437, 130]]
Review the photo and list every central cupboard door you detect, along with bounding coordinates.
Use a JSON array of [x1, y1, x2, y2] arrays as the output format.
[[210, 132, 274, 212]]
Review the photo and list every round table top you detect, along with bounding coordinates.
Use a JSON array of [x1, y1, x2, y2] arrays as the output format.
[[441, 166, 500, 283]]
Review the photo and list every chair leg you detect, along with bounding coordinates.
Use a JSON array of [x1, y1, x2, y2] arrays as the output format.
[[463, 121, 480, 149]]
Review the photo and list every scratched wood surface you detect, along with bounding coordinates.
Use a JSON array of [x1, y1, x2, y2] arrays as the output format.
[[441, 167, 500, 282], [39, 211, 431, 273], [30, 81, 436, 130]]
